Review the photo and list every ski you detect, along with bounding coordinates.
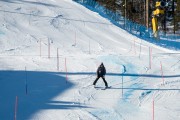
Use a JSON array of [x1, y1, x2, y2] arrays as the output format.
[[94, 86, 111, 90]]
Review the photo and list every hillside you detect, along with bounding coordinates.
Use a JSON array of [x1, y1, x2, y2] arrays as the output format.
[[0, 0, 179, 120]]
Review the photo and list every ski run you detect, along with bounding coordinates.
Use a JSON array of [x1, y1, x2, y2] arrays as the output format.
[[0, 0, 179, 120]]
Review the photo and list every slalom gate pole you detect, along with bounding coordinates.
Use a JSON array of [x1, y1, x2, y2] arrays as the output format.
[[14, 96, 18, 120], [25, 67, 28, 95], [152, 98, 154, 120], [40, 39, 41, 57], [160, 61, 164, 85], [89, 40, 90, 54], [75, 31, 76, 46], [121, 65, 126, 98], [122, 73, 123, 98], [65, 58, 68, 83], [48, 39, 50, 59]]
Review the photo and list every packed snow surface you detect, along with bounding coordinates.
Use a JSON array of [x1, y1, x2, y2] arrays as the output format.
[[0, 0, 179, 120]]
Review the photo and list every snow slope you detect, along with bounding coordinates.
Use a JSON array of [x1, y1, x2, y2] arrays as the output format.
[[0, 0, 179, 120]]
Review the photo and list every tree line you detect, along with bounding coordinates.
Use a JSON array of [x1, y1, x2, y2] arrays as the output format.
[[95, 0, 179, 34]]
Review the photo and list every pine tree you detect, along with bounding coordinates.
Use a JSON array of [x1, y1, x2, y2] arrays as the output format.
[[174, 0, 180, 33], [95, 0, 179, 34]]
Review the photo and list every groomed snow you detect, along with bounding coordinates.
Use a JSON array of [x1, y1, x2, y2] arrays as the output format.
[[0, 0, 179, 120]]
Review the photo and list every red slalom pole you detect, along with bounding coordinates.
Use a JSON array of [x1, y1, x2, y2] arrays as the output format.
[[152, 99, 154, 120], [14, 96, 18, 120]]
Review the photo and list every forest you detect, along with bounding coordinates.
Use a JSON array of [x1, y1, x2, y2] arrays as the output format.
[[95, 0, 179, 34]]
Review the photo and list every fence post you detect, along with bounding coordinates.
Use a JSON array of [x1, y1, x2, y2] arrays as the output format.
[[40, 39, 41, 57], [65, 58, 68, 83], [57, 48, 59, 71], [89, 39, 90, 54], [48, 39, 50, 58], [122, 65, 126, 98], [160, 61, 164, 85], [152, 98, 154, 120], [75, 31, 76, 46], [25, 67, 28, 95]]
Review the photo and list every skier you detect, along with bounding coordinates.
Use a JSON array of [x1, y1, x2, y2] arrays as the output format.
[[93, 62, 108, 88]]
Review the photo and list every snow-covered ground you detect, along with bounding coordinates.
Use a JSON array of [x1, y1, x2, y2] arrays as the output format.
[[0, 0, 179, 120]]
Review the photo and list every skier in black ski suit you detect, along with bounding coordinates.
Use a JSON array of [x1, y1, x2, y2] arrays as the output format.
[[93, 63, 108, 87]]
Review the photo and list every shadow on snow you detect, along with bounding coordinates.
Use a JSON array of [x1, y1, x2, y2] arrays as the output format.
[[108, 87, 180, 91], [0, 70, 89, 120], [0, 70, 179, 119], [57, 72, 180, 78]]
